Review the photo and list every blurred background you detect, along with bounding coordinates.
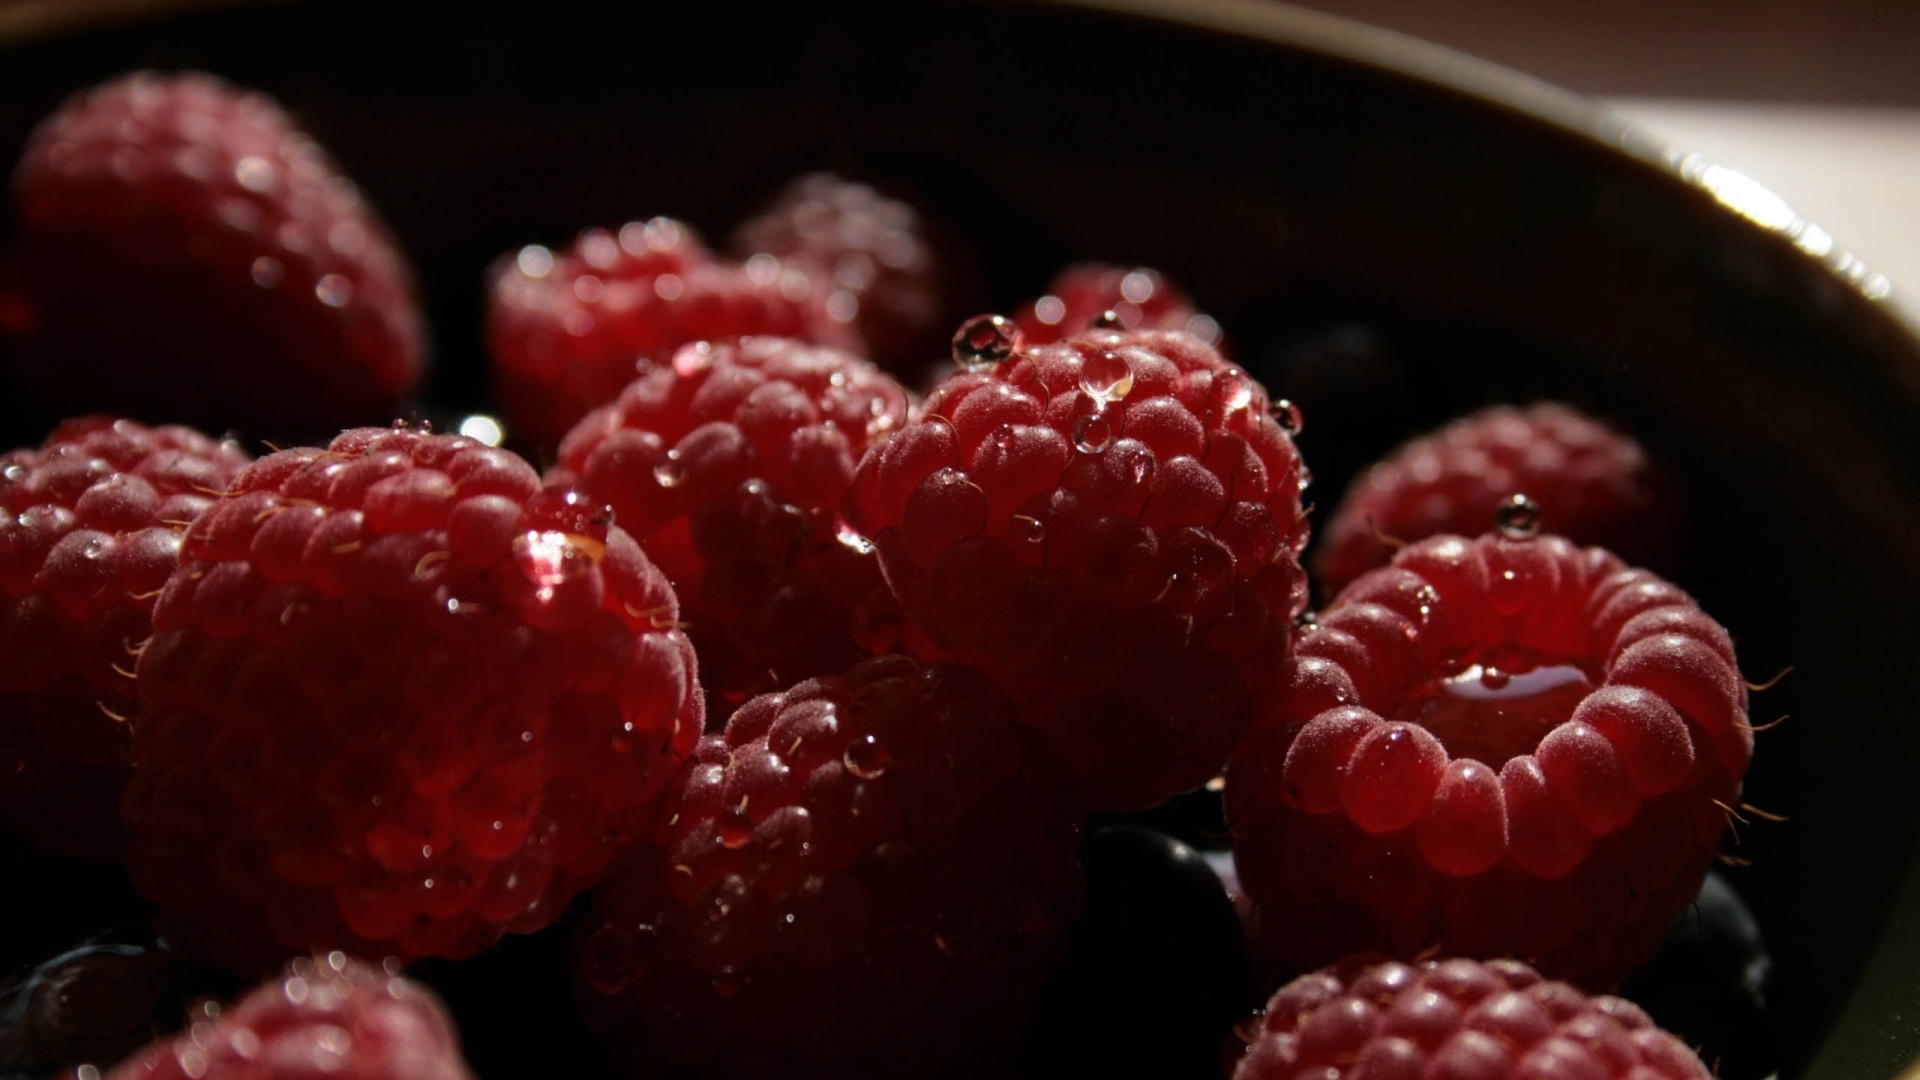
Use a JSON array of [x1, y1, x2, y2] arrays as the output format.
[[1279, 0, 1920, 293]]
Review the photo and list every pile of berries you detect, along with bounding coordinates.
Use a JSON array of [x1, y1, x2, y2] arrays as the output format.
[[0, 69, 1775, 1080]]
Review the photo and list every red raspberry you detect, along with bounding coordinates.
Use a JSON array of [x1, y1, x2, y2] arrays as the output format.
[[730, 172, 945, 377], [1012, 263, 1220, 348], [120, 426, 702, 974], [0, 417, 250, 859], [1314, 402, 1666, 598], [550, 336, 911, 710], [1227, 530, 1751, 989], [846, 323, 1310, 811], [98, 952, 474, 1080], [487, 217, 855, 448], [576, 655, 1083, 1077], [1232, 956, 1712, 1080], [1, 71, 426, 439]]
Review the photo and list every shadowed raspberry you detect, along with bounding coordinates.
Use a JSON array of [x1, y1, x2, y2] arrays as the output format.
[[1231, 956, 1712, 1080], [96, 952, 474, 1080], [1013, 263, 1219, 348], [120, 427, 702, 975], [551, 336, 911, 712], [846, 326, 1310, 812], [576, 655, 1083, 1078], [1228, 531, 1751, 990], [730, 173, 946, 378], [1, 71, 426, 440], [1314, 402, 1668, 598], [0, 417, 250, 859], [488, 217, 857, 448]]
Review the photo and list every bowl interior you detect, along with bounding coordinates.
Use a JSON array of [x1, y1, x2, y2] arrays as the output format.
[[3, 2, 1919, 1077]]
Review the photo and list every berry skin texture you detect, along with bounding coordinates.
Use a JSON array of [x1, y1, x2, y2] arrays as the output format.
[[1013, 263, 1219, 348], [1314, 402, 1664, 598], [0, 417, 251, 860], [846, 326, 1310, 812], [1232, 956, 1713, 1080], [576, 655, 1084, 1078], [1227, 531, 1751, 990], [551, 336, 911, 711], [488, 217, 856, 449], [120, 427, 702, 975], [98, 952, 475, 1080], [2, 70, 426, 439], [730, 172, 945, 378]]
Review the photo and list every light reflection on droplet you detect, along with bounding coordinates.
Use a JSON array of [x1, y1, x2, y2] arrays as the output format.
[[1033, 295, 1066, 326], [1119, 270, 1154, 303], [458, 414, 505, 446], [250, 256, 284, 289]]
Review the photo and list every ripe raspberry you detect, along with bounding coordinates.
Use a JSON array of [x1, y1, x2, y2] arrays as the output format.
[[730, 172, 945, 377], [846, 323, 1310, 811], [97, 952, 474, 1080], [487, 217, 856, 448], [1232, 956, 1712, 1080], [120, 426, 702, 975], [1227, 530, 1751, 989], [1, 70, 426, 439], [1314, 402, 1665, 598], [576, 655, 1083, 1077], [550, 336, 911, 710], [0, 417, 250, 859], [1012, 263, 1219, 348]]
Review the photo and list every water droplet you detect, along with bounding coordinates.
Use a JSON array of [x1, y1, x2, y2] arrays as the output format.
[[314, 274, 352, 308], [1072, 414, 1112, 454], [717, 807, 751, 849], [458, 414, 505, 446], [1480, 666, 1512, 690], [1272, 398, 1304, 436], [1210, 370, 1255, 418], [653, 451, 686, 489], [1010, 515, 1046, 543], [249, 255, 283, 288], [527, 488, 613, 539], [1297, 466, 1313, 493], [1294, 610, 1320, 630], [611, 723, 636, 753], [951, 314, 1021, 372], [1079, 350, 1134, 403], [1, 464, 23, 483], [672, 341, 714, 377], [835, 522, 876, 555], [843, 733, 890, 779], [1497, 493, 1541, 539], [1088, 308, 1124, 331]]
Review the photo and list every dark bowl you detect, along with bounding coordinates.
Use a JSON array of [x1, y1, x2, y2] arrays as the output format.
[[3, 1, 1918, 1078]]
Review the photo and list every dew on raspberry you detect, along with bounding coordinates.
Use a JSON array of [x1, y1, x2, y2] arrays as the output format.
[[951, 313, 1021, 371], [1079, 349, 1134, 402], [1072, 413, 1112, 454], [1497, 492, 1542, 539]]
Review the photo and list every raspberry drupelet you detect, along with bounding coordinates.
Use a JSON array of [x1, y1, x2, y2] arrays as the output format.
[[1013, 263, 1220, 348], [550, 336, 912, 712], [846, 321, 1310, 812], [120, 426, 702, 976], [2, 71, 426, 439], [487, 217, 855, 449], [1313, 402, 1666, 599], [576, 654, 1083, 1078], [1228, 528, 1751, 990], [0, 417, 251, 859], [1231, 956, 1713, 1080], [98, 951, 475, 1080]]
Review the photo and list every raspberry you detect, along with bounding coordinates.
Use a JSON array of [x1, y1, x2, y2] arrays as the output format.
[[730, 172, 945, 377], [846, 324, 1310, 811], [1231, 956, 1712, 1080], [120, 426, 702, 974], [0, 417, 250, 859], [1, 71, 426, 439], [1013, 263, 1219, 348], [97, 952, 474, 1080], [1314, 402, 1665, 598], [1228, 530, 1750, 989], [487, 217, 856, 448], [550, 336, 911, 710], [576, 655, 1083, 1077]]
